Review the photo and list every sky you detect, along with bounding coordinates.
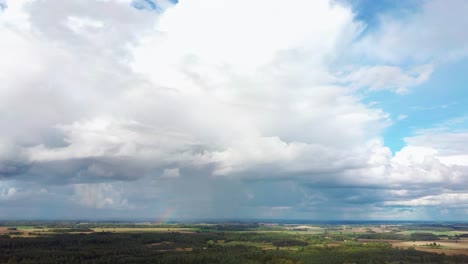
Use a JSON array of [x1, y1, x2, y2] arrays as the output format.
[[1, 0, 468, 221]]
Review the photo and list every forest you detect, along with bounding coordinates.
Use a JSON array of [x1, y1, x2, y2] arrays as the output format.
[[0, 221, 468, 263]]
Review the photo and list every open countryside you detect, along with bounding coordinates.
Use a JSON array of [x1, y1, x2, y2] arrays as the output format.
[[1, 221, 468, 263]]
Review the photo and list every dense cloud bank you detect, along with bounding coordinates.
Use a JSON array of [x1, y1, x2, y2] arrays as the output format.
[[1, 0, 468, 220]]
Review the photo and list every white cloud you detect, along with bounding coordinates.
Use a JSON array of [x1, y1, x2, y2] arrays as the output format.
[[73, 183, 130, 209], [357, 0, 468, 63], [65, 16, 104, 34], [381, 132, 468, 188], [343, 65, 433, 94], [161, 168, 180, 178], [385, 193, 468, 207], [6, 0, 391, 184], [397, 114, 408, 121], [405, 132, 468, 156], [133, 0, 358, 72], [0, 0, 467, 219], [0, 187, 17, 200], [27, 118, 195, 162]]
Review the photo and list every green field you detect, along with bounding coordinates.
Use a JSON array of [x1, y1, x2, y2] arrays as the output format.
[[1, 221, 468, 263]]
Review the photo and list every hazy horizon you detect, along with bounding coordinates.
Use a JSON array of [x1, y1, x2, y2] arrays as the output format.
[[1, 0, 468, 221], [1, 218, 467, 224]]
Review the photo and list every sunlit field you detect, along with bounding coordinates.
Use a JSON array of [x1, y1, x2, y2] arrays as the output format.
[[1, 221, 468, 263]]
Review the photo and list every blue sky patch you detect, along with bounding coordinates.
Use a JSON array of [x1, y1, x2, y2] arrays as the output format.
[[131, 0, 159, 11], [343, 0, 421, 26], [363, 57, 468, 152], [132, 0, 178, 12]]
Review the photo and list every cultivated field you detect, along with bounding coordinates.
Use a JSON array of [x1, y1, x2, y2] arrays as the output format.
[[392, 240, 468, 255], [1, 221, 468, 263]]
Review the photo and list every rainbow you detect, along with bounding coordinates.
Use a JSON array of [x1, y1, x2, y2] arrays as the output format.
[[155, 208, 176, 225]]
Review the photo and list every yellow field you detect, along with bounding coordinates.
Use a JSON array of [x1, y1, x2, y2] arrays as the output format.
[[92, 227, 197, 233], [391, 240, 468, 256], [396, 230, 468, 236]]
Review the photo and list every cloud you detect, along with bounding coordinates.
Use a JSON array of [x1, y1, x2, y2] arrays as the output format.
[[3, 0, 390, 184], [405, 132, 468, 157], [133, 0, 358, 71], [357, 0, 468, 63], [343, 64, 433, 94], [27, 118, 197, 163], [161, 168, 180, 178], [73, 183, 130, 209], [0, 0, 467, 220], [366, 130, 468, 212], [0, 137, 29, 178], [0, 187, 17, 200], [397, 114, 408, 121], [385, 193, 468, 207]]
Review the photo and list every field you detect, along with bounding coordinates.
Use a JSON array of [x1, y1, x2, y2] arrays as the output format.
[[1, 221, 468, 263]]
